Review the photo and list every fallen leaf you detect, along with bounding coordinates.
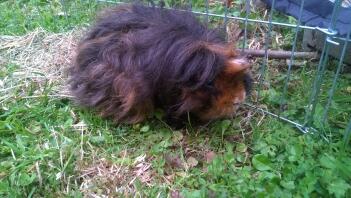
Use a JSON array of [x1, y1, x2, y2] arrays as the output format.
[[172, 131, 183, 143], [236, 143, 247, 153], [187, 157, 198, 168], [175, 171, 187, 177], [171, 190, 184, 198], [346, 86, 351, 93], [165, 154, 184, 169], [225, 134, 242, 142], [205, 151, 216, 163], [165, 174, 175, 183]]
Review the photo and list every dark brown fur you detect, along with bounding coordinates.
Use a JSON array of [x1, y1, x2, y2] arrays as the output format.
[[69, 3, 252, 127]]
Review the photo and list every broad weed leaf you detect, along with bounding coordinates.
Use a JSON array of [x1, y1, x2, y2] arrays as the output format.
[[280, 180, 295, 190], [140, 125, 150, 132], [236, 143, 247, 153], [220, 120, 231, 134], [327, 178, 350, 198], [320, 155, 336, 169], [182, 189, 205, 198], [252, 154, 272, 171], [89, 136, 105, 144], [18, 173, 36, 186]]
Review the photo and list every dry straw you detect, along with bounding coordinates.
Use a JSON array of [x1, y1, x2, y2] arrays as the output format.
[[0, 28, 85, 102]]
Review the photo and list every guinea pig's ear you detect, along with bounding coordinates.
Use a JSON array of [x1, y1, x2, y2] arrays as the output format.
[[224, 57, 250, 75]]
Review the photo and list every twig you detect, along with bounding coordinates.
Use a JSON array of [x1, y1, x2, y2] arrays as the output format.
[[241, 49, 319, 60], [20, 94, 73, 99]]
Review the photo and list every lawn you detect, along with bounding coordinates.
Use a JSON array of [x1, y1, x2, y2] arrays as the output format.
[[0, 0, 350, 197]]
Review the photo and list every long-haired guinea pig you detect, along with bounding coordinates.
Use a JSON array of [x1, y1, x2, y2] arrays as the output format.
[[69, 3, 252, 128]]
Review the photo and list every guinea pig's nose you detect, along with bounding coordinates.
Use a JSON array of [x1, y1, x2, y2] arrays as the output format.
[[233, 92, 246, 105], [235, 56, 249, 63], [231, 57, 250, 68], [226, 57, 251, 74]]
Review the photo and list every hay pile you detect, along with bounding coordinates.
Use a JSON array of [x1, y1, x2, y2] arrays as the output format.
[[0, 28, 85, 102], [77, 155, 154, 197]]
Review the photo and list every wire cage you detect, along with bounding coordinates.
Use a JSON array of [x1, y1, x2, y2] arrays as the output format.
[[5, 0, 350, 143]]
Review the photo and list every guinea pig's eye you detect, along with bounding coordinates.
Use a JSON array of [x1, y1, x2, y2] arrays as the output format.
[[205, 81, 214, 89], [204, 81, 218, 94], [203, 80, 219, 95]]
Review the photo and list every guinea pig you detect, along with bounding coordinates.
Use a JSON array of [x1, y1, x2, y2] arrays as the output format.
[[69, 3, 252, 128]]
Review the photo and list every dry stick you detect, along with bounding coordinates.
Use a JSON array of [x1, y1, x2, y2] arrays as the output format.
[[241, 49, 319, 60]]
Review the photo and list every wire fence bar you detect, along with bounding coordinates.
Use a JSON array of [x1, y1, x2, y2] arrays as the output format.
[[60, 0, 69, 21], [205, 0, 209, 25], [223, 1, 229, 33], [257, 0, 276, 100], [243, 103, 330, 142], [48, 1, 57, 30], [241, 0, 250, 51], [344, 118, 351, 145], [89, 0, 95, 15], [304, 0, 343, 127], [187, 0, 192, 10], [304, 39, 331, 125], [322, 23, 351, 124], [244, 103, 309, 131], [279, 0, 305, 113]]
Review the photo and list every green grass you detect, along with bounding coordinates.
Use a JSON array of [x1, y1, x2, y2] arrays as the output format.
[[0, 0, 97, 35], [0, 0, 350, 197]]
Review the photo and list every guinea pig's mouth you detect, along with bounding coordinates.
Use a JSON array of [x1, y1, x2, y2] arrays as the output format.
[[233, 102, 245, 110], [243, 73, 253, 96]]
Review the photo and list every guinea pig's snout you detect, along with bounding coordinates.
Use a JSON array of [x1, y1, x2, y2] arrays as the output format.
[[231, 57, 250, 68], [233, 90, 246, 106], [243, 73, 253, 96]]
